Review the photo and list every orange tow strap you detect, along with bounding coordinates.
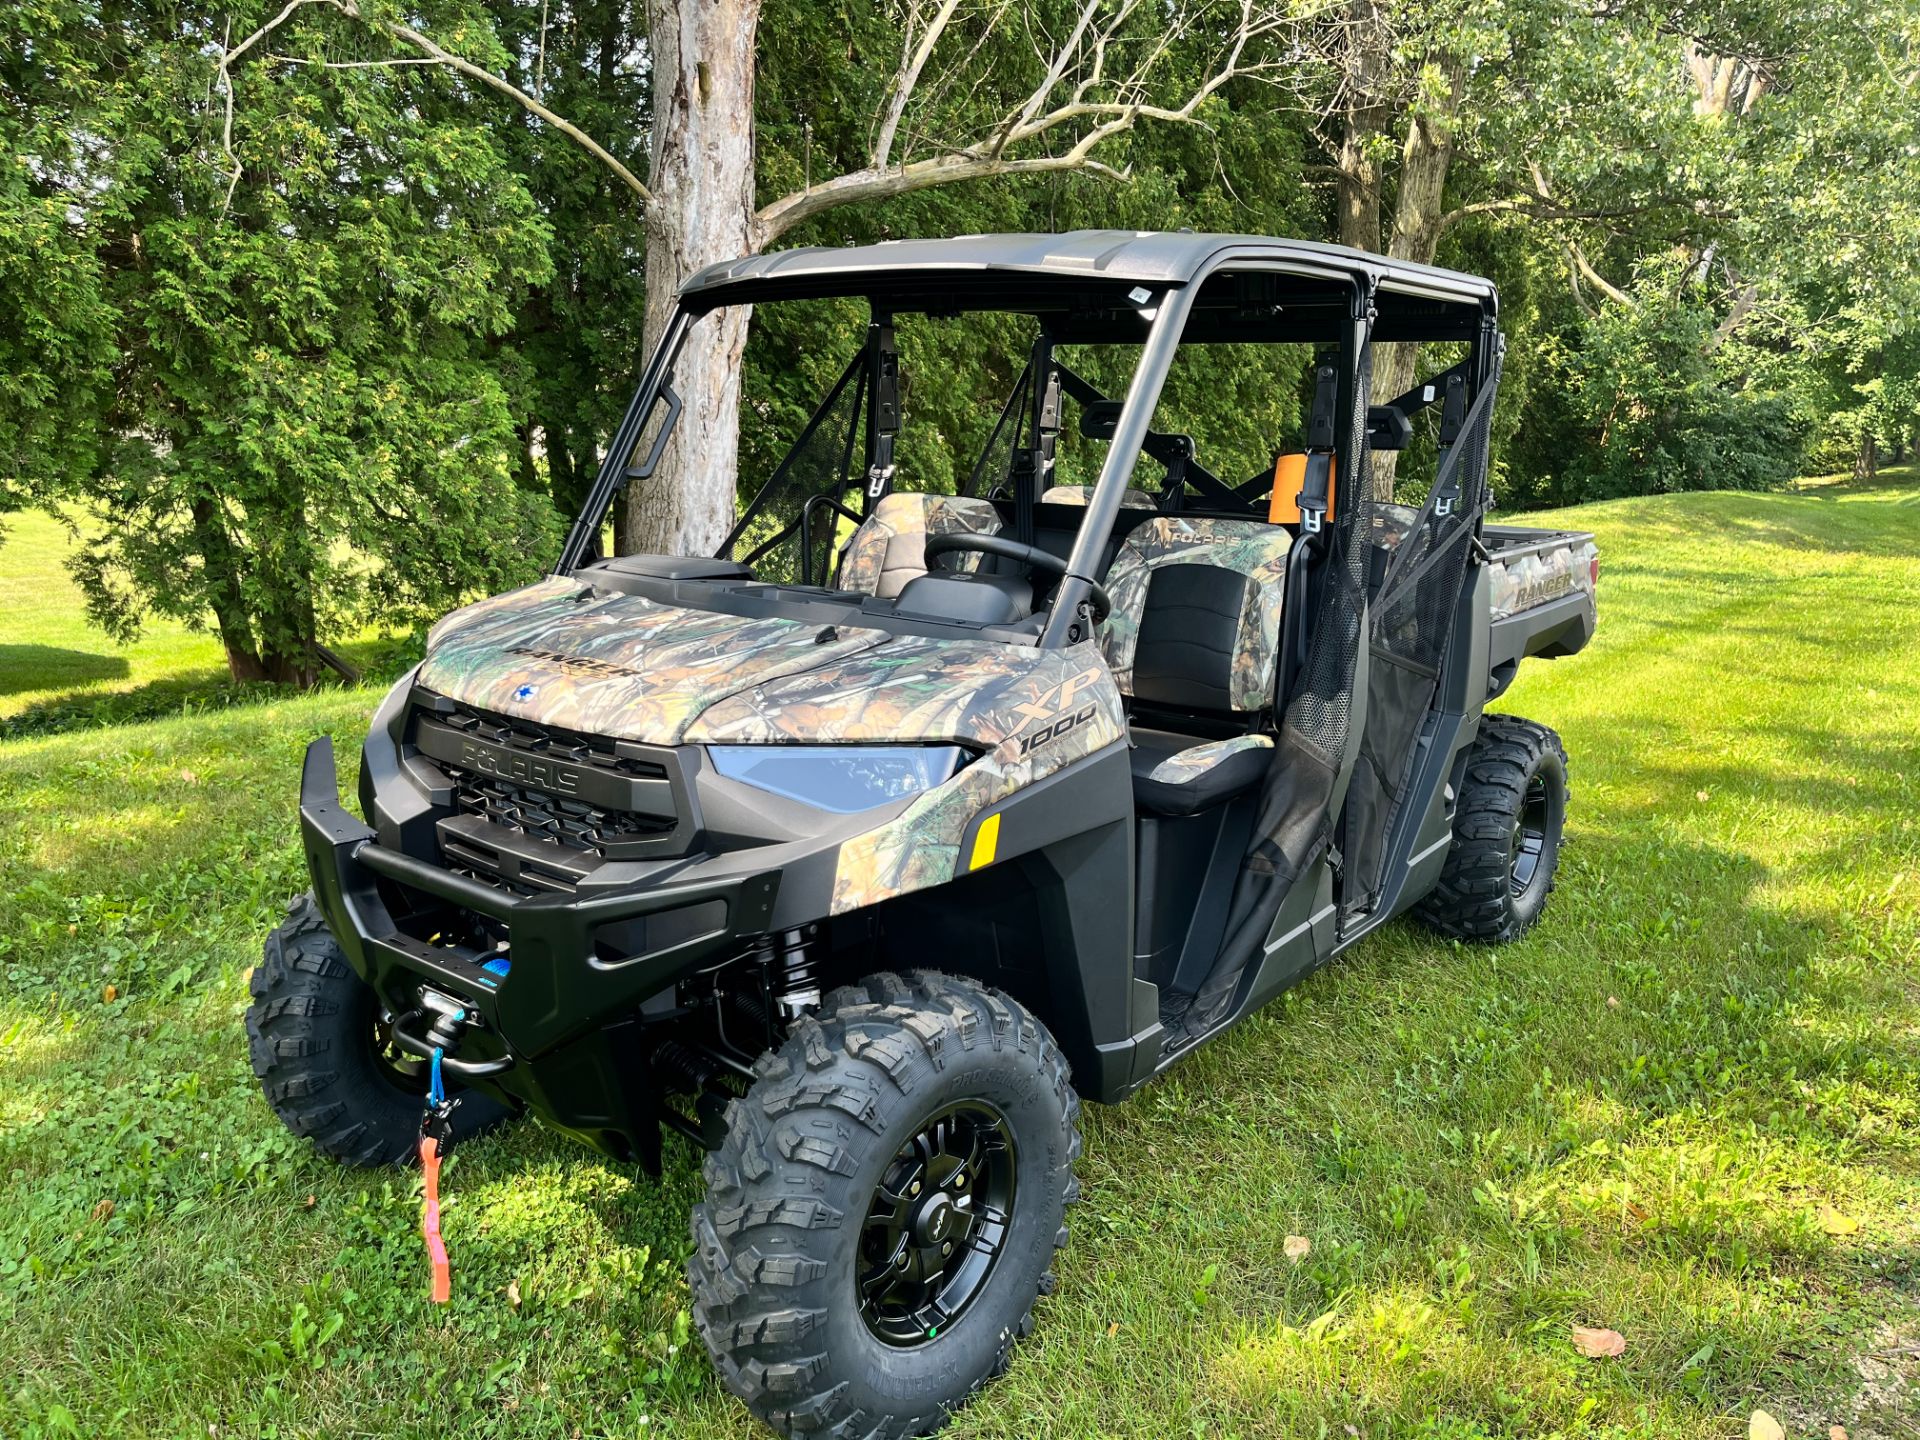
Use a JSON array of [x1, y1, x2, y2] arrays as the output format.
[[420, 1134, 451, 1303]]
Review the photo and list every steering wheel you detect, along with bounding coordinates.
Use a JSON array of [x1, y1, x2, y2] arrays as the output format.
[[924, 532, 1112, 624]]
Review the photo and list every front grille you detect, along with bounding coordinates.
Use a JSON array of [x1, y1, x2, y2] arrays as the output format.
[[438, 707, 669, 781], [408, 694, 694, 886], [449, 771, 673, 856]]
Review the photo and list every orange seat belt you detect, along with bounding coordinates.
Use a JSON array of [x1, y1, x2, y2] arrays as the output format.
[[1269, 363, 1339, 532], [1269, 452, 1336, 527]]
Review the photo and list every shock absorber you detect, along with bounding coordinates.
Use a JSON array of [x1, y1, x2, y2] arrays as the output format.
[[764, 926, 822, 1019]]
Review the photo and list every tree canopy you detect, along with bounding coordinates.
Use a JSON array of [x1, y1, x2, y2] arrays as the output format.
[[3, 0, 1916, 677]]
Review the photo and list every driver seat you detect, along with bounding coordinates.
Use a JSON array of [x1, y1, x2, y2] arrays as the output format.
[[835, 492, 1003, 598]]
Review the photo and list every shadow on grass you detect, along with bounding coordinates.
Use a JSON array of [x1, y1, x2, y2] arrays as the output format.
[[1, 668, 282, 740], [0, 634, 421, 741], [0, 644, 130, 697], [1791, 464, 1918, 498]]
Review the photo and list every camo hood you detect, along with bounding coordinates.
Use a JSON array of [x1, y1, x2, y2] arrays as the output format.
[[415, 577, 1119, 757]]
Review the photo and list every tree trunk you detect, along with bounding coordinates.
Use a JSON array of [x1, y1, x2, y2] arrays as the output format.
[[1855, 432, 1878, 481], [516, 420, 543, 496], [544, 419, 580, 514], [191, 496, 269, 683], [1370, 57, 1463, 500], [1332, 2, 1388, 255], [620, 0, 762, 558], [254, 544, 321, 687], [223, 640, 269, 684], [1335, 116, 1383, 255]]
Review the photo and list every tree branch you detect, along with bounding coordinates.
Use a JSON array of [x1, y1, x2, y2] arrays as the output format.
[[266, 54, 443, 69], [1437, 194, 1701, 234], [213, 0, 651, 216], [761, 0, 1295, 243], [760, 151, 1128, 238], [370, 7, 650, 204], [1707, 272, 1760, 350], [1569, 242, 1634, 307], [216, 0, 334, 215], [873, 0, 966, 172]]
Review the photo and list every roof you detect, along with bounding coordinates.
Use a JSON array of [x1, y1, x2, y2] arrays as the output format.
[[680, 230, 1498, 310]]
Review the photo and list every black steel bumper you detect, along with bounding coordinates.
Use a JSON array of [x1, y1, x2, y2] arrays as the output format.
[[298, 736, 781, 1069]]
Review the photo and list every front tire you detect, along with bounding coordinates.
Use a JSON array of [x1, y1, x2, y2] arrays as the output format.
[[246, 894, 510, 1166], [689, 970, 1081, 1437], [1416, 715, 1569, 944]]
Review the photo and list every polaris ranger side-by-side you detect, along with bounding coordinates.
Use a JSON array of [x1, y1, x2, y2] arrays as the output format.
[[247, 232, 1597, 1437]]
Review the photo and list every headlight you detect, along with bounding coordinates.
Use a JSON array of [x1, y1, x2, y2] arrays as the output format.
[[707, 745, 966, 814]]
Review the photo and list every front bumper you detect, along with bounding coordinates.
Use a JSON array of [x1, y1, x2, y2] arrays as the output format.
[[298, 736, 781, 1069]]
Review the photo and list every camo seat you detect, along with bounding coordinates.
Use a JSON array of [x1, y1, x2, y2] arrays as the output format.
[[1129, 731, 1274, 816], [1039, 483, 1156, 508], [835, 492, 1004, 599], [1098, 516, 1294, 815]]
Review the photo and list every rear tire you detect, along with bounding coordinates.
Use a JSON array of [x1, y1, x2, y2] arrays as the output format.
[[246, 893, 510, 1166], [689, 970, 1081, 1438], [1415, 715, 1569, 944]]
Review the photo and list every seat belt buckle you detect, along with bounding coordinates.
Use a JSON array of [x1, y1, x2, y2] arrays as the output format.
[[1297, 450, 1334, 535]]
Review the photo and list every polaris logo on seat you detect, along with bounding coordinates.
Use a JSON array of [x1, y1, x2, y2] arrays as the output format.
[[459, 738, 583, 796]]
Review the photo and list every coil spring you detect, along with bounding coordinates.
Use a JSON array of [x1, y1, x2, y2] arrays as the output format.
[[767, 926, 821, 1017]]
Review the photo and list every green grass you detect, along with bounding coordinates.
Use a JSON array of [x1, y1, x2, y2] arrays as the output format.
[[3, 475, 1918, 1439], [0, 508, 415, 739], [0, 509, 233, 727]]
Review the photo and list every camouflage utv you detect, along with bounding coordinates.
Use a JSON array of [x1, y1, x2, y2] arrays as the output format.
[[248, 232, 1597, 1437]]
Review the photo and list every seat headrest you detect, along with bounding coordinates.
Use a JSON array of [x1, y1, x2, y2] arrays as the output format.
[[1099, 516, 1292, 712], [836, 492, 1002, 598]]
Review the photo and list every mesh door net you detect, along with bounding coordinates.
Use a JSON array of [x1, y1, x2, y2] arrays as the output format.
[[1174, 337, 1376, 1038], [1341, 353, 1503, 916]]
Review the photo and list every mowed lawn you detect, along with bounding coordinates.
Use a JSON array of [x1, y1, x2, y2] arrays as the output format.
[[0, 508, 411, 739], [2, 475, 1918, 1439], [0, 508, 235, 730]]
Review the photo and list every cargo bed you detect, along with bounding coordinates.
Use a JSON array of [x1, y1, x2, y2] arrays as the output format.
[[1481, 523, 1598, 695]]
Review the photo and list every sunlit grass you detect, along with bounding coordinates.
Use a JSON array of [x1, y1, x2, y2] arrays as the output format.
[[0, 508, 418, 737], [1, 470, 1917, 1438]]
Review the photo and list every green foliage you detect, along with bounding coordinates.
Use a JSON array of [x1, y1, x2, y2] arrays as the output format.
[[1513, 258, 1810, 504], [3, 0, 1918, 669], [471, 0, 652, 514], [4, 0, 561, 680]]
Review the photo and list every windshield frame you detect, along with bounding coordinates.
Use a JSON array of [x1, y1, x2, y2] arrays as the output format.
[[556, 250, 1429, 648]]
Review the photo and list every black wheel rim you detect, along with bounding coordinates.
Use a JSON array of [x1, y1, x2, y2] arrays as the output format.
[[857, 1101, 1017, 1347], [1509, 771, 1553, 900], [366, 996, 430, 1095]]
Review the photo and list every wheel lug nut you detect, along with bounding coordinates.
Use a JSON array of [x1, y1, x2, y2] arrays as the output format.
[[909, 1181, 921, 1196], [942, 1241, 952, 1255]]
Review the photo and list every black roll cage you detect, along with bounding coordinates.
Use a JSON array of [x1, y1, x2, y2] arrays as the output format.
[[555, 243, 1499, 651]]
